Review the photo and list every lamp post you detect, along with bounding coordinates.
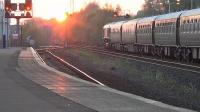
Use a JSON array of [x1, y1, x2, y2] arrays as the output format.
[[191, 0, 193, 9], [70, 0, 74, 14], [167, 0, 171, 13]]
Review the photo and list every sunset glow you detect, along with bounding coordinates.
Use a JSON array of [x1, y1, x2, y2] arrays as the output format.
[[56, 13, 68, 23], [33, 0, 145, 20], [11, 0, 145, 20]]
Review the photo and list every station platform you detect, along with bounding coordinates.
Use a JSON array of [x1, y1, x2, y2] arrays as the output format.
[[0, 47, 196, 112]]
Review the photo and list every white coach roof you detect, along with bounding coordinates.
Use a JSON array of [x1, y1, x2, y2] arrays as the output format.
[[137, 16, 158, 24], [103, 22, 116, 28], [181, 8, 200, 17], [123, 19, 140, 26], [110, 21, 126, 28], [156, 11, 184, 20]]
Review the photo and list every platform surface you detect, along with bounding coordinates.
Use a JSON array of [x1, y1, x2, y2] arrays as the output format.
[[0, 48, 96, 112], [0, 47, 196, 112]]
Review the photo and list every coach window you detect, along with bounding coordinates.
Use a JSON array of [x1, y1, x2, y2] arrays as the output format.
[[171, 22, 174, 33], [198, 19, 200, 31], [168, 22, 171, 33], [164, 23, 167, 33], [187, 20, 189, 33], [171, 22, 175, 33], [141, 25, 143, 33], [187, 20, 190, 33], [159, 23, 162, 33], [191, 20, 194, 32], [194, 19, 196, 32], [149, 25, 151, 33], [159, 23, 161, 33], [162, 23, 164, 33], [145, 25, 147, 34], [148, 25, 150, 34], [193, 19, 195, 32], [186, 20, 189, 33], [155, 23, 159, 33], [163, 23, 166, 33], [182, 20, 185, 32], [156, 24, 158, 33], [146, 25, 148, 34], [189, 20, 193, 33], [171, 23, 174, 34], [157, 24, 159, 33], [184, 20, 187, 32], [138, 26, 140, 33], [160, 23, 162, 33], [186, 19, 189, 32], [162, 23, 165, 33], [190, 19, 193, 32], [182, 22, 185, 32], [166, 23, 169, 33], [139, 25, 142, 34], [194, 19, 198, 31]]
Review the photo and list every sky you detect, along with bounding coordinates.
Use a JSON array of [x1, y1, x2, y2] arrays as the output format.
[[11, 0, 145, 20]]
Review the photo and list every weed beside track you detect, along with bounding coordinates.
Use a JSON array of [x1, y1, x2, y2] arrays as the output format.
[[49, 48, 200, 111]]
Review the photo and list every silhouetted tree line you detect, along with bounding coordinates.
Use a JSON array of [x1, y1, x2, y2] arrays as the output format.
[[137, 0, 200, 18], [64, 2, 119, 46], [21, 3, 119, 47], [22, 18, 51, 47]]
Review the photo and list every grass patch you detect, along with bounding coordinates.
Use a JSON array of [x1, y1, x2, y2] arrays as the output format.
[[58, 48, 200, 110]]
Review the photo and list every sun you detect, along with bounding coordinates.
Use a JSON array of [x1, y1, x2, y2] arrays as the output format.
[[56, 14, 68, 22]]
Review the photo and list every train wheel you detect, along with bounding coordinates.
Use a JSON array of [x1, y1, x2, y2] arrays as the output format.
[[174, 48, 182, 61], [186, 48, 192, 63]]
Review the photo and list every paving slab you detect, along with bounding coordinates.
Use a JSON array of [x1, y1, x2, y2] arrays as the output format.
[[16, 47, 196, 112], [0, 47, 96, 112]]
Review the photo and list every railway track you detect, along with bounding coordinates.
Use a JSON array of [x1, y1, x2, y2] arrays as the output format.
[[35, 46, 200, 110], [73, 46, 200, 74], [36, 48, 105, 86]]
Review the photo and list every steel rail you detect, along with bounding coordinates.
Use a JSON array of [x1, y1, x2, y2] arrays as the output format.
[[46, 50, 105, 86], [80, 47, 200, 74]]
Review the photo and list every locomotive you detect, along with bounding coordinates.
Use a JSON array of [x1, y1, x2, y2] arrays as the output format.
[[103, 8, 200, 61]]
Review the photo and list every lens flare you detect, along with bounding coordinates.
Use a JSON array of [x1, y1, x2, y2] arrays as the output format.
[[56, 14, 67, 22]]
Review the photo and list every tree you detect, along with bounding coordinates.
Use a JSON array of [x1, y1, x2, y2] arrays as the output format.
[[64, 2, 115, 46], [22, 18, 52, 47], [137, 0, 200, 18]]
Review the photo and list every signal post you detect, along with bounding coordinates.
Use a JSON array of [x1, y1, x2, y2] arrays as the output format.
[[4, 0, 32, 46]]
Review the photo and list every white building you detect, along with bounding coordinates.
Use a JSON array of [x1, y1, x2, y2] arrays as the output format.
[[0, 0, 10, 48]]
